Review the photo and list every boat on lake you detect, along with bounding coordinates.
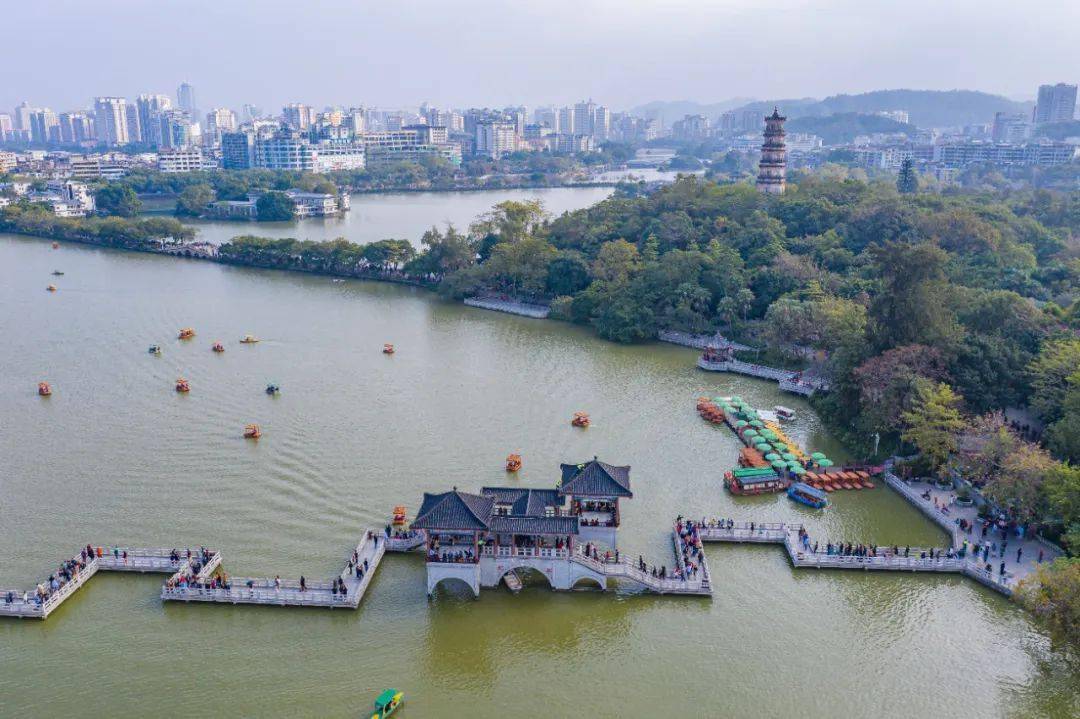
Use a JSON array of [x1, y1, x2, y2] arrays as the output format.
[[212, 342, 225, 353], [175, 378, 190, 393], [178, 328, 195, 340], [383, 343, 395, 354], [774, 405, 796, 421], [724, 466, 788, 495], [571, 411, 590, 427], [148, 345, 162, 355], [46, 284, 57, 292], [787, 481, 828, 508], [265, 383, 280, 395], [243, 424, 261, 439], [51, 270, 64, 276], [240, 335, 259, 344], [370, 689, 403, 719], [506, 454, 522, 472], [38, 382, 52, 396]]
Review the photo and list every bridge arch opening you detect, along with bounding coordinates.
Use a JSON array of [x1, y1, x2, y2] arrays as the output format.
[[429, 576, 477, 599], [571, 576, 605, 592], [505, 567, 553, 591]]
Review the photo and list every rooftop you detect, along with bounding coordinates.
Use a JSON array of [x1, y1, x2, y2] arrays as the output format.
[[559, 458, 632, 498]]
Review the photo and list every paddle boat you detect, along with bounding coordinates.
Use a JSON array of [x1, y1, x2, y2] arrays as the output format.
[[240, 335, 259, 344], [392, 506, 408, 527], [383, 343, 395, 354], [505, 454, 522, 472], [787, 481, 828, 509], [243, 424, 261, 439], [51, 270, 64, 276], [148, 345, 162, 355], [571, 411, 590, 427], [370, 689, 403, 719], [38, 382, 52, 396], [46, 284, 57, 292], [178, 327, 195, 340], [265, 383, 280, 395], [175, 378, 190, 393], [211, 342, 225, 353], [774, 405, 796, 421]]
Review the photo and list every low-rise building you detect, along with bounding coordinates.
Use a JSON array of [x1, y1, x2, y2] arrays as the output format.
[[158, 148, 216, 173]]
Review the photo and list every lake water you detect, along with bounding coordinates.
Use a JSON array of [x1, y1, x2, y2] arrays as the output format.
[[1, 234, 1078, 718], [155, 186, 616, 247]]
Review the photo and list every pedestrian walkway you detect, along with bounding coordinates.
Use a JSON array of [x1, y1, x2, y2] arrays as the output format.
[[0, 532, 386, 620], [882, 466, 1063, 589]]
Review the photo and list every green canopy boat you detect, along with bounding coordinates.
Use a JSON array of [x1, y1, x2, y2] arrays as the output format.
[[749, 420, 765, 428], [735, 420, 748, 427], [764, 453, 781, 461], [817, 458, 834, 467], [371, 689, 404, 719], [811, 452, 827, 460], [781, 452, 796, 461]]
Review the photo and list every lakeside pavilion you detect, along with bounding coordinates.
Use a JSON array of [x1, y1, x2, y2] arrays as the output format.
[[410, 458, 633, 597]]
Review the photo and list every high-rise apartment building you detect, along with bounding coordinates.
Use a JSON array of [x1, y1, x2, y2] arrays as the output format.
[[204, 108, 238, 144], [13, 102, 33, 133], [59, 113, 94, 144], [241, 104, 262, 123], [558, 107, 575, 136], [572, 100, 596, 137], [0, 114, 14, 142], [282, 103, 315, 130], [177, 82, 197, 116], [125, 104, 142, 144], [93, 97, 130, 146], [29, 109, 60, 144], [136, 94, 172, 146], [1033, 83, 1077, 125], [158, 109, 193, 149], [991, 112, 1030, 143], [475, 121, 516, 158], [221, 130, 258, 169]]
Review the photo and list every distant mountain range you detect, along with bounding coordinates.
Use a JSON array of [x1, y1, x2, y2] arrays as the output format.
[[631, 90, 1033, 129]]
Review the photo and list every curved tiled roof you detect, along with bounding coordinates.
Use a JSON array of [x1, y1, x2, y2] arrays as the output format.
[[558, 459, 632, 497], [411, 490, 494, 531]]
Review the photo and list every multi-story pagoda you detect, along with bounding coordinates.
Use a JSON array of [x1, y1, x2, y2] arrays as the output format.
[[756, 107, 787, 194]]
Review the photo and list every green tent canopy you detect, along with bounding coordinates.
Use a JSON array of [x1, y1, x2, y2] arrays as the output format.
[[749, 420, 765, 428], [764, 453, 780, 461], [743, 429, 759, 437], [817, 458, 834, 467], [789, 464, 806, 475], [811, 452, 827, 460], [781, 452, 796, 461], [771, 460, 787, 470], [755, 442, 771, 452]]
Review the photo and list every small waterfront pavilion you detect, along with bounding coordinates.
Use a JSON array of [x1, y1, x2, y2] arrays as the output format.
[[559, 458, 633, 548], [410, 459, 633, 596]]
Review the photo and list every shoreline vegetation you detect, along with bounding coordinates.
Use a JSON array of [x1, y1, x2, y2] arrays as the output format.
[[6, 172, 1080, 643]]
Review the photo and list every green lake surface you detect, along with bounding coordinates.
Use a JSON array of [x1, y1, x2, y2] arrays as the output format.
[[1, 233, 1077, 718]]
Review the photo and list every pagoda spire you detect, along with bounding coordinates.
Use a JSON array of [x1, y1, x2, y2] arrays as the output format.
[[756, 108, 787, 195]]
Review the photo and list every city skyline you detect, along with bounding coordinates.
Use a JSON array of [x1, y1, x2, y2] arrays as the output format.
[[2, 0, 1078, 113]]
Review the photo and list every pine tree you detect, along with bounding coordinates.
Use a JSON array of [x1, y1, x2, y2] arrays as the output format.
[[897, 158, 918, 194]]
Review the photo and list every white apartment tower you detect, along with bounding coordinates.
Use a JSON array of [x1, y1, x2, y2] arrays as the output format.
[[93, 97, 130, 146]]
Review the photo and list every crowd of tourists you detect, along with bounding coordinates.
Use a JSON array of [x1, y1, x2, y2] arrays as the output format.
[[674, 517, 705, 582]]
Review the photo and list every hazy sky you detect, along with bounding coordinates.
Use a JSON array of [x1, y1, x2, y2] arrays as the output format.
[[3, 0, 1077, 114]]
